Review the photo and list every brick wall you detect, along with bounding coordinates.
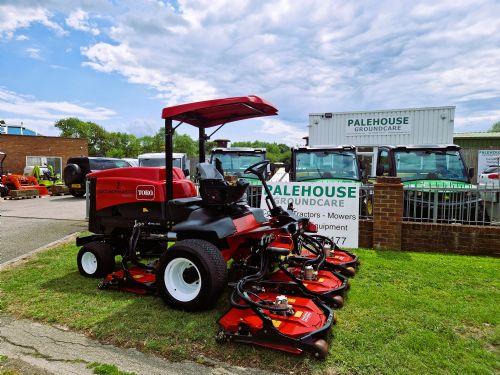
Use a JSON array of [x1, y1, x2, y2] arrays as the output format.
[[357, 175, 500, 256], [402, 222, 500, 257], [372, 176, 404, 250], [358, 219, 373, 248], [0, 134, 88, 174]]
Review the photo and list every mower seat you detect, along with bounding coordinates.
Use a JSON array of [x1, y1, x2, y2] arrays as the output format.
[[167, 197, 203, 222], [197, 163, 249, 206]]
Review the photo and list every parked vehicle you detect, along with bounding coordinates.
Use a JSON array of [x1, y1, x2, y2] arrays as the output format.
[[63, 157, 133, 197], [76, 95, 359, 358], [286, 145, 371, 215], [478, 164, 500, 223], [374, 144, 482, 222], [138, 152, 190, 176], [122, 158, 139, 167], [288, 145, 361, 183]]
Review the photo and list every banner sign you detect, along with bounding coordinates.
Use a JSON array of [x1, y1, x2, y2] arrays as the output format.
[[345, 115, 411, 136], [478, 150, 500, 176], [260, 182, 359, 248]]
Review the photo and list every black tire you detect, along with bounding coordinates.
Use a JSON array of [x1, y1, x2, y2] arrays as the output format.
[[63, 163, 82, 185], [69, 189, 85, 198], [77, 242, 115, 277], [157, 239, 227, 311]]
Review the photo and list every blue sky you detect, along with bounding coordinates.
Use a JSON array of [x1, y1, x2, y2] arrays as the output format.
[[0, 0, 499, 145]]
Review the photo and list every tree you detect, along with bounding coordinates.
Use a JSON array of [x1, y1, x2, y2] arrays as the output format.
[[488, 121, 500, 132], [55, 118, 109, 156], [173, 133, 197, 156], [106, 132, 141, 158], [232, 141, 291, 163]]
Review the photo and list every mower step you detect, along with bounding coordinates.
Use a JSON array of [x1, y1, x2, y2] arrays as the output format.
[[7, 189, 41, 199]]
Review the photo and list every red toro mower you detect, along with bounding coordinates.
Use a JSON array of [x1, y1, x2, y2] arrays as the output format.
[[76, 95, 358, 358]]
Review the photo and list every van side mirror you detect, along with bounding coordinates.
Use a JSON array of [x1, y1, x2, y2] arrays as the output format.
[[269, 163, 276, 173], [376, 164, 384, 176], [468, 167, 474, 179], [183, 168, 190, 177], [284, 162, 291, 173]]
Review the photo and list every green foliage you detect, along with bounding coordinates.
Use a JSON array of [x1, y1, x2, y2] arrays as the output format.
[[105, 132, 141, 158], [54, 117, 291, 161], [173, 133, 197, 156], [87, 362, 136, 375], [55, 118, 109, 156], [488, 121, 500, 132]]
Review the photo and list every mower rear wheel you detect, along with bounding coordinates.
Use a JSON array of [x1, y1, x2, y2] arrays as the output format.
[[157, 239, 227, 311], [77, 242, 115, 277]]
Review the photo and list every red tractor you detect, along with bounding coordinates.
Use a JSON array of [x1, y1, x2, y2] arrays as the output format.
[[77, 96, 358, 358]]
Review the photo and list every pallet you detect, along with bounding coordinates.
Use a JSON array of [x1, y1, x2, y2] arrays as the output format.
[[7, 189, 41, 200], [51, 185, 70, 196]]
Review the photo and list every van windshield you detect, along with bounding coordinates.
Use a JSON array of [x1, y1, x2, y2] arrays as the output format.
[[89, 159, 131, 170], [295, 151, 360, 181], [211, 152, 265, 178], [139, 158, 182, 168], [394, 150, 468, 182]]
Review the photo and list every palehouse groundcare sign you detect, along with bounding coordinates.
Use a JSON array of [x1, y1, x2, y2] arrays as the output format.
[[260, 182, 359, 248], [478, 150, 500, 175], [346, 115, 411, 136]]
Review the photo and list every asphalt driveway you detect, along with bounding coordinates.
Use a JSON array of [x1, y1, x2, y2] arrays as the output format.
[[0, 196, 87, 264]]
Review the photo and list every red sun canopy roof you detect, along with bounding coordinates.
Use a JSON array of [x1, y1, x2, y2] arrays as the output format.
[[161, 95, 278, 128]]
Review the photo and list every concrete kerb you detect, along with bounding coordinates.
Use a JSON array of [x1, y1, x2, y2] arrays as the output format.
[[0, 232, 79, 271]]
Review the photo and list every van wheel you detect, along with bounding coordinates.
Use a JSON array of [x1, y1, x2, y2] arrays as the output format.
[[69, 189, 85, 198], [157, 239, 227, 311], [77, 242, 115, 277]]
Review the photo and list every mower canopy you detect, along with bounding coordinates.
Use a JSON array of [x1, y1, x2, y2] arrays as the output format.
[[161, 95, 278, 127]]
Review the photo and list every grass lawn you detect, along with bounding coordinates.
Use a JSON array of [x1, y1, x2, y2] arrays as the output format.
[[0, 244, 498, 374]]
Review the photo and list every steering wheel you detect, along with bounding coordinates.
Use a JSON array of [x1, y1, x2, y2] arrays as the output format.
[[244, 160, 270, 177]]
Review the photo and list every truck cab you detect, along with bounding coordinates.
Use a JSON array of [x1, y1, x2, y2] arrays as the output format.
[[375, 144, 473, 187], [209, 147, 267, 185], [288, 145, 362, 183]]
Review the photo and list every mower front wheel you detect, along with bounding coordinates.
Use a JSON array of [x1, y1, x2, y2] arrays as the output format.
[[157, 239, 227, 311], [77, 242, 115, 277]]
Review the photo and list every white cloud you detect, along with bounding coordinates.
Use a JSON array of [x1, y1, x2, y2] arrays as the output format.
[[25, 47, 41, 59], [257, 118, 308, 146], [66, 9, 100, 36], [0, 4, 66, 39], [0, 87, 116, 135], [15, 34, 29, 41], [1, 0, 499, 137]]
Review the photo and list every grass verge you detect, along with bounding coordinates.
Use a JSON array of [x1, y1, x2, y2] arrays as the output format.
[[0, 243, 498, 374]]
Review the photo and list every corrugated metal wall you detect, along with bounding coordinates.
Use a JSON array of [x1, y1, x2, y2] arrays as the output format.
[[309, 107, 455, 146]]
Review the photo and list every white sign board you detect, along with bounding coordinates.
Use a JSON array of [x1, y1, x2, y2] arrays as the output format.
[[260, 182, 359, 248], [345, 115, 411, 136], [478, 150, 500, 175]]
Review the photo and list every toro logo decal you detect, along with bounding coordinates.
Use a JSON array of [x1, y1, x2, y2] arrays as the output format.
[[136, 185, 155, 200]]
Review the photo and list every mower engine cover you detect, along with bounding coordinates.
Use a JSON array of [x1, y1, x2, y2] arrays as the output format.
[[88, 166, 197, 233]]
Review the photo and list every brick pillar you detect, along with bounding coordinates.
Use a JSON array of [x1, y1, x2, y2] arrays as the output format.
[[373, 176, 404, 250]]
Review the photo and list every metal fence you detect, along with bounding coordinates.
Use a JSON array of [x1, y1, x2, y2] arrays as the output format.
[[189, 182, 500, 225], [403, 184, 500, 225]]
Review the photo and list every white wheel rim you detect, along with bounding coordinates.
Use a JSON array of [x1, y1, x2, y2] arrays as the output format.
[[81, 252, 98, 274], [164, 257, 201, 302]]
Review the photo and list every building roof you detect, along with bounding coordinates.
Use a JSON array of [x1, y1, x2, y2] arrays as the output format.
[[454, 132, 500, 139]]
